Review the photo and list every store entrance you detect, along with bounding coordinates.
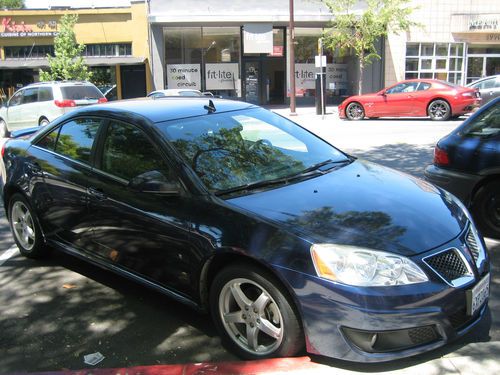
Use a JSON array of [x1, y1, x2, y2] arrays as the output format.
[[243, 57, 285, 105], [466, 55, 500, 84]]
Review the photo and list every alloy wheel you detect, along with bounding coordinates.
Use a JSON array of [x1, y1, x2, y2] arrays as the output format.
[[429, 100, 450, 120], [218, 278, 284, 356], [346, 103, 364, 120], [11, 201, 36, 251]]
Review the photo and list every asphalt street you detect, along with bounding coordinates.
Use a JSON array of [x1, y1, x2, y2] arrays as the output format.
[[0, 111, 499, 373]]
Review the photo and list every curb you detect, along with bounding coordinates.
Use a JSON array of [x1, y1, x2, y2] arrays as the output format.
[[10, 357, 329, 375]]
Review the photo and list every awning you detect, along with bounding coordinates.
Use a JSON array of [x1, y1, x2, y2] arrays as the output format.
[[0, 56, 146, 69]]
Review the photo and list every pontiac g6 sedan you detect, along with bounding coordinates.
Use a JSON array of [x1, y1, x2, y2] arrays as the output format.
[[338, 79, 480, 121], [1, 98, 490, 362]]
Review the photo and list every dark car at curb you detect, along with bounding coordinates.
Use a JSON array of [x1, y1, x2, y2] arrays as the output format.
[[425, 97, 500, 239], [1, 98, 490, 363]]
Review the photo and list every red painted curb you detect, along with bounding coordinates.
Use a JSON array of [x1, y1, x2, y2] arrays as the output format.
[[11, 356, 329, 375]]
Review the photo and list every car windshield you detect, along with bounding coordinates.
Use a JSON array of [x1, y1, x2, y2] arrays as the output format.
[[60, 85, 104, 100], [158, 107, 349, 193], [461, 102, 500, 137]]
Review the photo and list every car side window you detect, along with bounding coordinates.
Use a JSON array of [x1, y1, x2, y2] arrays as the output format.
[[8, 91, 23, 107], [101, 121, 173, 182], [417, 82, 431, 91], [36, 127, 59, 151], [386, 84, 404, 94], [51, 118, 101, 164], [38, 87, 54, 102], [22, 88, 38, 104]]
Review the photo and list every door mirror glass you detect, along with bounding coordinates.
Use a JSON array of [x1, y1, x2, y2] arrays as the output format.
[[128, 170, 181, 194]]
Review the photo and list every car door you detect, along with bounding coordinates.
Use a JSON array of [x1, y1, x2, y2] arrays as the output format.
[[5, 90, 24, 130], [18, 87, 40, 128], [86, 119, 199, 298], [375, 82, 419, 116], [27, 117, 103, 248]]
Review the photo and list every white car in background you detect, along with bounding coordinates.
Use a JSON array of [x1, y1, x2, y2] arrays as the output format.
[[467, 75, 500, 107], [147, 89, 216, 98], [0, 81, 106, 138]]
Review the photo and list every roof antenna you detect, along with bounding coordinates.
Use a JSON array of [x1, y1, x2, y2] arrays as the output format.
[[204, 99, 216, 113]]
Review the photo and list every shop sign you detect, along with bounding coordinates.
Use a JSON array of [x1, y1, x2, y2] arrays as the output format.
[[1, 17, 58, 37], [243, 24, 273, 54], [166, 64, 201, 90], [326, 64, 348, 85], [469, 16, 498, 31], [205, 63, 239, 90], [294, 64, 316, 90]]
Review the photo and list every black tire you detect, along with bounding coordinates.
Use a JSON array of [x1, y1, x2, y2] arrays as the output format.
[[428, 100, 451, 121], [209, 263, 304, 359], [345, 102, 365, 120], [39, 117, 50, 126], [8, 193, 47, 258], [0, 119, 9, 138], [471, 181, 500, 239]]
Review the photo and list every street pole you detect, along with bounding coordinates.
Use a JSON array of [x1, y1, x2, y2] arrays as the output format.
[[319, 38, 325, 120], [289, 0, 297, 116]]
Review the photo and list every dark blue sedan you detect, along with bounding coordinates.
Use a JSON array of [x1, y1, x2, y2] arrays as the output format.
[[1, 98, 490, 362], [425, 97, 500, 238]]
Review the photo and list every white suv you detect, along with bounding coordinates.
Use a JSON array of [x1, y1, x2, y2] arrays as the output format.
[[0, 81, 106, 138]]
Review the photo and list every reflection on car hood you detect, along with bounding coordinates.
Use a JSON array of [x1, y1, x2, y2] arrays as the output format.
[[227, 160, 467, 257]]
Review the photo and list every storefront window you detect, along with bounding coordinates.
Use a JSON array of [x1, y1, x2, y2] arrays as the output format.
[[4, 45, 54, 59], [164, 27, 240, 97], [293, 28, 350, 98], [405, 42, 465, 84]]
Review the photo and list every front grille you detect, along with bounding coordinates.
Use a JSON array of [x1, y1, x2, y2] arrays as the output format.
[[466, 229, 480, 263], [408, 326, 438, 344], [425, 249, 471, 284]]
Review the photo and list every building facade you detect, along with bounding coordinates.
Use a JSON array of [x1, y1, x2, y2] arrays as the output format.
[[386, 0, 500, 87], [0, 0, 151, 100], [148, 0, 383, 105]]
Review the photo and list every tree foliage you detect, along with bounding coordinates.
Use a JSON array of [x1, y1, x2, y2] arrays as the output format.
[[0, 0, 23, 8], [322, 0, 418, 94], [39, 14, 92, 82]]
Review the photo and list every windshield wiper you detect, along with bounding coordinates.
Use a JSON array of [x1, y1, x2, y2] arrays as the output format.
[[214, 159, 351, 196]]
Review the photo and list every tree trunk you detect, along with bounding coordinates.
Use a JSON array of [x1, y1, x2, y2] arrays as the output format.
[[358, 53, 364, 95]]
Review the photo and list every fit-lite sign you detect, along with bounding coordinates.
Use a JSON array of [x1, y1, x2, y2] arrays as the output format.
[[166, 64, 201, 90], [205, 63, 239, 90], [243, 24, 273, 54]]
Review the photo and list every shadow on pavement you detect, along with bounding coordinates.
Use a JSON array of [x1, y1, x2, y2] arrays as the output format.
[[346, 143, 435, 177]]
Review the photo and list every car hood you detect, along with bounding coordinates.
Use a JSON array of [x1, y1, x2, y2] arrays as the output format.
[[227, 160, 468, 257]]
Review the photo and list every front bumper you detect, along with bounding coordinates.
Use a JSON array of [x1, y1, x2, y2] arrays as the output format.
[[274, 226, 489, 362], [424, 164, 482, 204]]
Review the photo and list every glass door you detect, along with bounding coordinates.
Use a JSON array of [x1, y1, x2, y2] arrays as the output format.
[[244, 60, 261, 105]]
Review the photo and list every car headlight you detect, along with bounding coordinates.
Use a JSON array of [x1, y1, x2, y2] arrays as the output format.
[[310, 244, 429, 287]]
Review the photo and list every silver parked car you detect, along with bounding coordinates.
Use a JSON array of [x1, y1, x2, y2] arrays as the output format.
[[0, 81, 106, 137], [467, 75, 500, 107]]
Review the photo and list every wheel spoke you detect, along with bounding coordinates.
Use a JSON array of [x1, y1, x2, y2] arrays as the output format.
[[253, 292, 270, 315], [223, 311, 245, 324], [259, 318, 282, 339], [230, 283, 252, 310], [26, 226, 35, 240], [246, 324, 259, 351]]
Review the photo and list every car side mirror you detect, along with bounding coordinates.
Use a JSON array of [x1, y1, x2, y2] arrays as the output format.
[[379, 91, 387, 96], [128, 170, 182, 195]]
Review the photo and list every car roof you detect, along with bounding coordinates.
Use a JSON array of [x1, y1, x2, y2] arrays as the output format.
[[72, 97, 258, 123]]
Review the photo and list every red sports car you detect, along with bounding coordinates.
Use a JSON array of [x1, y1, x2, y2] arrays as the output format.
[[338, 79, 480, 121]]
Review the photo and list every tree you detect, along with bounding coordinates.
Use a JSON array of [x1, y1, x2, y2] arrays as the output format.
[[322, 0, 418, 94], [39, 14, 92, 82], [0, 0, 23, 8]]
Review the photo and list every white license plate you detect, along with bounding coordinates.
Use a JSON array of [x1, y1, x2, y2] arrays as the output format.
[[466, 273, 490, 316]]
